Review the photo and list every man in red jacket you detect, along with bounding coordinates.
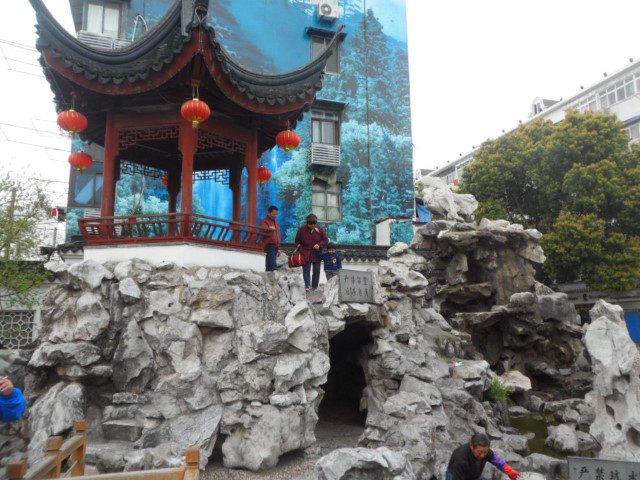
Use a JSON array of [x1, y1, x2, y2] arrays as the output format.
[[260, 206, 281, 276], [295, 214, 329, 291]]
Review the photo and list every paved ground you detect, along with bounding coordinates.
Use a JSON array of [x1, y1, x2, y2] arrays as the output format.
[[204, 409, 364, 480]]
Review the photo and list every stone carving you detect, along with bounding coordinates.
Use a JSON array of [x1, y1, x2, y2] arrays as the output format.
[[416, 176, 478, 222], [584, 300, 640, 460], [316, 447, 416, 480]]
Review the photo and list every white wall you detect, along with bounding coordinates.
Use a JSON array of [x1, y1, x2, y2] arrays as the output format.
[[376, 220, 393, 246], [84, 243, 265, 271], [610, 97, 640, 123]]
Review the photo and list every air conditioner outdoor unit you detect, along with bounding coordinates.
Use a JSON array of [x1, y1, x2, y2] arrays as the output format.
[[318, 0, 339, 22]]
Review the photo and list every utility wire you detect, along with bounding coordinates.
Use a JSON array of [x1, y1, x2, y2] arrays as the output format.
[[0, 122, 62, 137], [0, 136, 70, 155], [0, 39, 38, 52]]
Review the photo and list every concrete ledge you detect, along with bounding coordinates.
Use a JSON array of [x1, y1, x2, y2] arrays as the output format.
[[84, 243, 265, 271]]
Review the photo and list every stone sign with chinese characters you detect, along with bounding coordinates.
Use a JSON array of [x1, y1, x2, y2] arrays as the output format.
[[569, 456, 640, 480], [339, 269, 375, 303]]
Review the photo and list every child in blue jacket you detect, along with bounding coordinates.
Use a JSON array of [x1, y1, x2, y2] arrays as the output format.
[[320, 244, 343, 280], [0, 376, 26, 422]]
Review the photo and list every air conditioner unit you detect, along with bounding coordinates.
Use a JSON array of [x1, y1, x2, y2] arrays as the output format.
[[318, 0, 339, 22]]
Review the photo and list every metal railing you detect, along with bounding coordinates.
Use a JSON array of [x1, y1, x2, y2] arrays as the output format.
[[77, 31, 131, 50], [78, 213, 266, 252], [310, 143, 341, 166]]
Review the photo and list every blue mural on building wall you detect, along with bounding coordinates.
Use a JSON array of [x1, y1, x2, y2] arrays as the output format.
[[67, 0, 413, 244]]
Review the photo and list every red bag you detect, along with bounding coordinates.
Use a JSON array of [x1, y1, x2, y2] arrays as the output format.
[[288, 251, 307, 268]]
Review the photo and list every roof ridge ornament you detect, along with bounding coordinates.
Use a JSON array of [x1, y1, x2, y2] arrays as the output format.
[[181, 0, 209, 35]]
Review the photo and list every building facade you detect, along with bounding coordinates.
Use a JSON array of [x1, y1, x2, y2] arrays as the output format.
[[64, 0, 414, 245], [430, 58, 640, 186]]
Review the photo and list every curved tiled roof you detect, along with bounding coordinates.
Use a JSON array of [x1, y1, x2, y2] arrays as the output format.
[[28, 0, 340, 109]]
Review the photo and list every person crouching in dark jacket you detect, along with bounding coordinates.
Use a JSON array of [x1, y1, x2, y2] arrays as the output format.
[[320, 243, 342, 281], [446, 434, 520, 480], [295, 214, 328, 291]]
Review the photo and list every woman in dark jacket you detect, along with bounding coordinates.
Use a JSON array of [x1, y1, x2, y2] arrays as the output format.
[[295, 214, 329, 291]]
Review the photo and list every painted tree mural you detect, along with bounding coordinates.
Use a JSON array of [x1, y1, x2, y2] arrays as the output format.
[[66, 0, 414, 245]]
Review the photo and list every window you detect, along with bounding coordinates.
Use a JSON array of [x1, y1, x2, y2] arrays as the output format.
[[86, 1, 121, 38], [311, 35, 340, 74], [311, 109, 340, 145], [0, 311, 35, 349], [599, 74, 638, 108], [445, 173, 454, 185], [70, 169, 103, 208], [629, 123, 640, 140], [532, 103, 543, 115], [574, 95, 597, 113], [312, 179, 342, 222]]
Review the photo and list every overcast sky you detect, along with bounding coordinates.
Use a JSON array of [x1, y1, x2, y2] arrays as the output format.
[[407, 0, 640, 170], [3, 1, 640, 185]]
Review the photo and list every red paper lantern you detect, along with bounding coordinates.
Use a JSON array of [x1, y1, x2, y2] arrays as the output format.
[[257, 166, 272, 185], [57, 109, 88, 135], [181, 98, 211, 129], [276, 129, 300, 152], [68, 151, 93, 172], [162, 175, 168, 186]]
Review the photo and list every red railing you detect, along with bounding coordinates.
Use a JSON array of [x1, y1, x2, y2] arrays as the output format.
[[78, 213, 266, 252]]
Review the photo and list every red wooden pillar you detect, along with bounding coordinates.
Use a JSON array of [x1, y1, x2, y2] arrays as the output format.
[[167, 169, 180, 237], [101, 112, 119, 217], [179, 124, 197, 237], [246, 129, 258, 225], [167, 169, 180, 214]]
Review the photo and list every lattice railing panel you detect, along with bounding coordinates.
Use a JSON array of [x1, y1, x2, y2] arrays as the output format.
[[120, 161, 165, 179], [194, 170, 230, 184], [119, 126, 179, 149], [0, 310, 34, 349], [198, 130, 245, 154]]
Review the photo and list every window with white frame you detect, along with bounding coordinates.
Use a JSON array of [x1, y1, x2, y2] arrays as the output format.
[[0, 310, 35, 349], [628, 123, 640, 140], [599, 74, 639, 108], [574, 95, 597, 113], [311, 109, 341, 145], [312, 179, 342, 222], [85, 1, 121, 38], [311, 36, 340, 74]]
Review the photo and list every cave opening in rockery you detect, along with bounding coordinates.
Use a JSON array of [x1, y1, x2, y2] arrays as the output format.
[[318, 322, 372, 437]]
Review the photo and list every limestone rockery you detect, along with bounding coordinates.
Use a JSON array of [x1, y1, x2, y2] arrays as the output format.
[[5, 178, 619, 479]]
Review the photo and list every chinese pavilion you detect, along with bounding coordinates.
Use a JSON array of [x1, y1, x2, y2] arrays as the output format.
[[29, 0, 336, 264]]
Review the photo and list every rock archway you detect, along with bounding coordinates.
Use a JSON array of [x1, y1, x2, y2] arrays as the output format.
[[315, 322, 373, 454], [319, 322, 372, 426]]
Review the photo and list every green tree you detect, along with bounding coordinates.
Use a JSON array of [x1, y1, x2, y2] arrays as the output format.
[[462, 111, 640, 291], [0, 173, 51, 309], [542, 214, 640, 292], [462, 118, 555, 229]]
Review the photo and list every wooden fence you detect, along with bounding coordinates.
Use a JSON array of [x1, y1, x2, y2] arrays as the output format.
[[7, 421, 200, 480]]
